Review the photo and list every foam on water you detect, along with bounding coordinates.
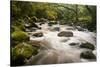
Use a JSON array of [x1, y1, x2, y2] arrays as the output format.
[[27, 23, 96, 65]]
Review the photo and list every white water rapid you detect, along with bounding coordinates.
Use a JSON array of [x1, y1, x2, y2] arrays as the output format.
[[26, 22, 96, 65]]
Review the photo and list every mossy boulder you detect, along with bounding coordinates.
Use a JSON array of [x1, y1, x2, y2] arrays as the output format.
[[12, 42, 38, 59], [80, 51, 96, 59], [11, 31, 29, 46], [11, 42, 38, 66], [58, 31, 73, 37], [12, 20, 25, 32], [80, 43, 95, 50], [11, 26, 20, 33]]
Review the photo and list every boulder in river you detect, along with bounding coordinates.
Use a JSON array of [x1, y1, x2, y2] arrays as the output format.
[[80, 51, 96, 60], [50, 27, 60, 31], [32, 32, 43, 37], [69, 43, 79, 46], [58, 31, 73, 37], [76, 26, 85, 31], [80, 42, 95, 50], [31, 22, 39, 28]]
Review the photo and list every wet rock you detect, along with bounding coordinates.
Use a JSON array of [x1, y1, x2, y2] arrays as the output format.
[[51, 27, 60, 31], [80, 51, 96, 59], [31, 16, 38, 22], [25, 22, 39, 30], [31, 28, 37, 32], [32, 32, 43, 37], [58, 31, 73, 37], [31, 22, 39, 28], [80, 43, 95, 50], [39, 22, 45, 25], [76, 26, 84, 31], [24, 23, 30, 28], [48, 23, 52, 26], [69, 43, 78, 46], [66, 27, 75, 30]]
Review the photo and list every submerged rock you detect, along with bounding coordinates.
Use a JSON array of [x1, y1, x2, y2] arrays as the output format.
[[76, 26, 85, 31], [58, 31, 73, 37], [51, 27, 60, 31], [66, 27, 75, 30], [80, 51, 96, 60], [69, 43, 79, 46], [80, 43, 95, 50], [32, 32, 43, 37]]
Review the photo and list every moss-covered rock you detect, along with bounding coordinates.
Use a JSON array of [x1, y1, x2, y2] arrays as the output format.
[[11, 31, 29, 46], [12, 42, 38, 58], [80, 42, 95, 50], [11, 42, 38, 66], [80, 51, 96, 59], [12, 20, 25, 32], [12, 31, 29, 41]]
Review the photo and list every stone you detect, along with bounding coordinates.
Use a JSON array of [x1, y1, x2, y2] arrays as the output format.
[[76, 26, 84, 31], [58, 31, 73, 37], [80, 43, 95, 50], [80, 51, 96, 59], [31, 23, 39, 28], [32, 32, 43, 37], [66, 27, 75, 30], [51, 27, 60, 31], [11, 42, 38, 66], [69, 43, 78, 46]]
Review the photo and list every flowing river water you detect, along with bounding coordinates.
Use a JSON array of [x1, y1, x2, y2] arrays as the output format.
[[26, 22, 96, 65]]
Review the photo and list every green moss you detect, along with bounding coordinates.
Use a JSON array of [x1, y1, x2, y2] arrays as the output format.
[[12, 31, 29, 42], [11, 42, 38, 64], [11, 31, 29, 46], [14, 43, 38, 58], [11, 24, 25, 32]]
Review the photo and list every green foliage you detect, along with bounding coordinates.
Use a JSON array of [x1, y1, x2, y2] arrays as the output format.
[[11, 1, 96, 32]]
